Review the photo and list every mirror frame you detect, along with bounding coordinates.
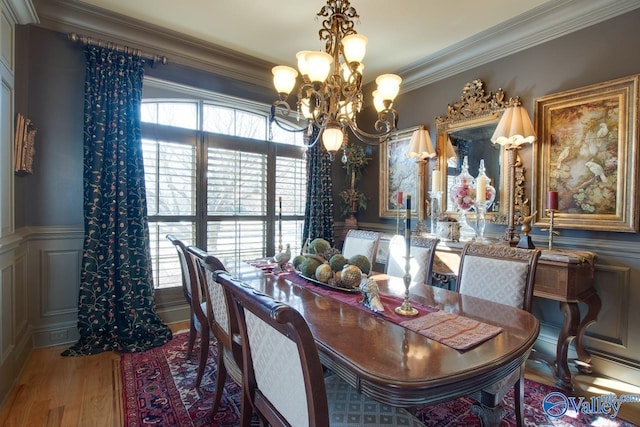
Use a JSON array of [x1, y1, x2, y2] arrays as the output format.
[[434, 79, 526, 224]]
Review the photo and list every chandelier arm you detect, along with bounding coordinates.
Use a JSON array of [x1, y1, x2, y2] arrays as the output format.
[[270, 103, 308, 134], [346, 120, 394, 146]]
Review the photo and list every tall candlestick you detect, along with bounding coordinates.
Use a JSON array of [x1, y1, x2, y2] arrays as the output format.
[[396, 193, 418, 317], [405, 194, 411, 231], [431, 169, 441, 193], [278, 196, 283, 252], [547, 191, 559, 211]]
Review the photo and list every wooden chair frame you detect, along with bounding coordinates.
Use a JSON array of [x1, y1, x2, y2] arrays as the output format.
[[215, 271, 330, 427], [188, 246, 244, 416], [166, 235, 209, 388], [456, 242, 541, 426]]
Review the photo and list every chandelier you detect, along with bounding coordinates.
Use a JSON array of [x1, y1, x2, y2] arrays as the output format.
[[270, 0, 401, 157]]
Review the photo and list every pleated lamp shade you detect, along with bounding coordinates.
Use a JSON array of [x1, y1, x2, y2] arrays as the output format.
[[491, 105, 536, 147], [406, 126, 436, 160]]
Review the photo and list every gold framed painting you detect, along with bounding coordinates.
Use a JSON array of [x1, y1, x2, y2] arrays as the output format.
[[379, 126, 420, 218], [533, 75, 639, 232]]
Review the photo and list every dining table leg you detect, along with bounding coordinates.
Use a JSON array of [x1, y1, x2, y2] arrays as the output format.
[[471, 402, 506, 427]]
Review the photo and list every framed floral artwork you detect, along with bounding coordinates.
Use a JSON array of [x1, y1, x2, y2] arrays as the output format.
[[533, 75, 639, 232], [379, 126, 420, 218]]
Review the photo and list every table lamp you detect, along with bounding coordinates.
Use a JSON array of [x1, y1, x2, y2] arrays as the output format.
[[406, 125, 436, 235], [490, 103, 536, 246]]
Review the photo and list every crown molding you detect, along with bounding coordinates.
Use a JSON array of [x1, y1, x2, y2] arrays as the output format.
[[31, 0, 273, 88], [3, 0, 38, 24], [398, 0, 640, 93], [31, 0, 640, 94]]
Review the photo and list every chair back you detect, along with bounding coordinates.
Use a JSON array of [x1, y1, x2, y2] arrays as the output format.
[[188, 246, 243, 381], [167, 235, 207, 328], [342, 229, 380, 265], [386, 235, 439, 285], [215, 271, 329, 427], [456, 242, 541, 311]]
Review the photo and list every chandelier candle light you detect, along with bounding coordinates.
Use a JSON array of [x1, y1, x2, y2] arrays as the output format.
[[396, 195, 419, 317], [270, 0, 402, 158]]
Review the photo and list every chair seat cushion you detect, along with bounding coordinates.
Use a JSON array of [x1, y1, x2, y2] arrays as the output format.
[[324, 374, 424, 427]]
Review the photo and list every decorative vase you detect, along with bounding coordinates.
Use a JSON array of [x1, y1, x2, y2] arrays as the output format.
[[449, 156, 476, 240]]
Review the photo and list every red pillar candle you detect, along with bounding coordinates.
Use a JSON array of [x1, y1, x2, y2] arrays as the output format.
[[547, 191, 559, 211], [397, 191, 403, 205]]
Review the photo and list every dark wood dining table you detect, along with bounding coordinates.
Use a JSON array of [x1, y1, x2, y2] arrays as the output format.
[[230, 261, 540, 422]]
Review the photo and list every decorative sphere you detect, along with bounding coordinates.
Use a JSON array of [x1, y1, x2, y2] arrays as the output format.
[[315, 264, 333, 283], [341, 265, 363, 288]]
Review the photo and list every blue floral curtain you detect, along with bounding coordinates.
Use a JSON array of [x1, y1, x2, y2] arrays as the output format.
[[303, 129, 335, 247], [63, 46, 172, 356]]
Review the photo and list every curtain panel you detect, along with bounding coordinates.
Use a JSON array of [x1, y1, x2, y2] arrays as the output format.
[[302, 129, 335, 248], [63, 46, 171, 356]]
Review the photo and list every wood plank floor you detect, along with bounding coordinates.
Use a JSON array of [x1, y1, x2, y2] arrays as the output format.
[[1, 321, 639, 426]]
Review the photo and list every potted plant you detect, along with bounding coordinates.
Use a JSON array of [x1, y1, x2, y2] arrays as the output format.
[[339, 143, 370, 224]]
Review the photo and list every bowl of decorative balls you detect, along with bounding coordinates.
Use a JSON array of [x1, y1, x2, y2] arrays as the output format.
[[291, 238, 371, 293]]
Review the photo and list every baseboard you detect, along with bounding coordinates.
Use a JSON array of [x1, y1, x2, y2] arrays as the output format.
[[0, 325, 32, 410]]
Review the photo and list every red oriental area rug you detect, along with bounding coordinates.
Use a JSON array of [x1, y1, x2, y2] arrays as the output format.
[[121, 331, 636, 426]]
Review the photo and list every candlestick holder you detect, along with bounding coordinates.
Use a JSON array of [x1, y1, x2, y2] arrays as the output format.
[[542, 209, 560, 250], [429, 191, 442, 236], [474, 205, 488, 242], [395, 215, 418, 317], [395, 202, 402, 235]]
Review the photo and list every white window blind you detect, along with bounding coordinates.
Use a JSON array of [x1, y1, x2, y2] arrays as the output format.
[[207, 147, 266, 215], [142, 139, 196, 216]]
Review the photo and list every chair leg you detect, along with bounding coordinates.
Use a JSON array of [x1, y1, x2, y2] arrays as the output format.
[[187, 316, 197, 358], [211, 344, 227, 415], [195, 329, 209, 388], [514, 371, 525, 427], [239, 389, 253, 427]]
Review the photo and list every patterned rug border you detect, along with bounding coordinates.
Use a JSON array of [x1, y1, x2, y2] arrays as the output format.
[[121, 331, 638, 427]]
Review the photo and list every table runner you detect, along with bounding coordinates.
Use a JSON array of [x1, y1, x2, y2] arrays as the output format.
[[280, 271, 502, 351]]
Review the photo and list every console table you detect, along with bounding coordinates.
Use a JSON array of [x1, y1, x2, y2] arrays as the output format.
[[432, 242, 600, 389]]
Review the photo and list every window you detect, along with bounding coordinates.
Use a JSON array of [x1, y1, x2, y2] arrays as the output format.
[[141, 81, 307, 292]]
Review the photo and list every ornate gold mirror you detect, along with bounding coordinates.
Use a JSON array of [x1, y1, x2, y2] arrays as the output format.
[[435, 79, 526, 224]]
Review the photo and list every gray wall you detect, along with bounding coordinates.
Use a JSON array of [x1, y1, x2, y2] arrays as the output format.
[[10, 8, 640, 390]]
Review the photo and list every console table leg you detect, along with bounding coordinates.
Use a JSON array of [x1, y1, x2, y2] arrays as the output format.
[[574, 292, 602, 374], [471, 402, 506, 427], [555, 301, 579, 389]]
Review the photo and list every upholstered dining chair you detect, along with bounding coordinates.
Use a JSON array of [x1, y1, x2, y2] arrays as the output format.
[[167, 234, 209, 388], [215, 270, 425, 427], [187, 246, 244, 417], [456, 242, 541, 426], [386, 235, 440, 285], [341, 229, 381, 265]]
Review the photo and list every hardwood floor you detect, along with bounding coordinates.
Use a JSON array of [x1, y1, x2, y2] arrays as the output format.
[[1, 321, 638, 426]]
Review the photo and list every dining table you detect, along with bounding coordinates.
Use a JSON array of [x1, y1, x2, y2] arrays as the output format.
[[230, 260, 540, 424]]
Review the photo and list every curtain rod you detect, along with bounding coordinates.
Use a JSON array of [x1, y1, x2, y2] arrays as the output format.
[[68, 32, 168, 65]]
